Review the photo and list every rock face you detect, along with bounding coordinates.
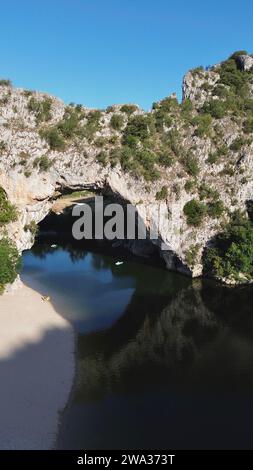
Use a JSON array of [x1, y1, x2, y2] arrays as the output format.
[[1, 52, 253, 279], [236, 54, 253, 72]]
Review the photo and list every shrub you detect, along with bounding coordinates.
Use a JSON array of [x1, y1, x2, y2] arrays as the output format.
[[213, 84, 230, 99], [57, 105, 86, 140], [86, 110, 102, 126], [243, 117, 253, 134], [33, 155, 53, 172], [108, 135, 118, 145], [218, 56, 249, 93], [96, 151, 108, 167], [185, 244, 200, 268], [39, 127, 65, 150], [190, 66, 204, 76], [81, 110, 102, 140], [0, 79, 12, 87], [207, 144, 228, 165], [109, 147, 121, 167], [183, 199, 206, 226], [0, 140, 7, 154], [122, 115, 151, 145], [158, 150, 174, 167], [193, 113, 212, 137], [201, 82, 211, 92], [0, 238, 21, 293], [154, 109, 173, 131], [204, 213, 253, 279], [202, 99, 228, 119], [184, 153, 199, 177], [242, 98, 253, 113], [24, 221, 38, 236], [184, 180, 195, 193], [230, 136, 247, 152], [57, 113, 79, 139], [217, 144, 229, 156], [155, 186, 168, 201], [94, 137, 106, 148], [143, 167, 161, 182], [28, 96, 52, 123], [110, 114, 124, 130], [120, 104, 138, 115], [181, 98, 193, 120], [23, 90, 33, 98], [165, 129, 183, 157], [207, 200, 224, 218], [106, 105, 115, 113], [136, 148, 157, 172], [229, 50, 248, 60], [204, 247, 225, 278], [75, 104, 83, 112], [156, 96, 179, 113], [119, 147, 138, 173], [120, 146, 159, 181], [0, 92, 11, 106], [0, 187, 17, 226], [207, 152, 219, 164], [198, 182, 219, 201]]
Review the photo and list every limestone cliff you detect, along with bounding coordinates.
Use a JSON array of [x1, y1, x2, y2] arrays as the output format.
[[1, 51, 253, 279]]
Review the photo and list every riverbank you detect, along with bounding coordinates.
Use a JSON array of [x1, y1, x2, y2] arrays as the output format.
[[0, 281, 75, 449]]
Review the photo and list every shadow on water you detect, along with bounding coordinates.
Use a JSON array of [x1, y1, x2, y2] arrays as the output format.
[[21, 242, 253, 450]]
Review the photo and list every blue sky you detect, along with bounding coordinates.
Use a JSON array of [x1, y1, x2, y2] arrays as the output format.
[[1, 0, 253, 109]]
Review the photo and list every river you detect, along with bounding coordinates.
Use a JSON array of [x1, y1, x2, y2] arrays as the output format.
[[21, 241, 253, 449]]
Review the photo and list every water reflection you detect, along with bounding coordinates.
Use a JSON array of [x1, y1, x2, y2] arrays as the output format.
[[22, 242, 253, 449]]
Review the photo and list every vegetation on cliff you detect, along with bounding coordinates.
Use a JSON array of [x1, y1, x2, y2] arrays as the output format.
[[1, 50, 253, 282], [9, 49, 252, 190], [0, 187, 20, 293], [0, 187, 17, 226], [0, 238, 21, 293], [204, 212, 253, 281]]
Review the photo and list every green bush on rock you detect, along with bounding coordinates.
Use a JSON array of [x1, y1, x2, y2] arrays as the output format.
[[0, 187, 17, 226], [0, 238, 21, 294], [0, 79, 12, 87], [110, 114, 124, 130], [120, 105, 138, 115], [183, 199, 206, 226], [28, 96, 52, 123], [39, 128, 65, 151], [204, 212, 253, 280], [155, 186, 168, 201], [33, 155, 53, 172]]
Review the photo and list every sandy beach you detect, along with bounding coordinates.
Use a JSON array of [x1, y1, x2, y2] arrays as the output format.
[[0, 281, 75, 450]]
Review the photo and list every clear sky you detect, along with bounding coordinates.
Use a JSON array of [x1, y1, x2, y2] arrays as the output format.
[[1, 0, 253, 110]]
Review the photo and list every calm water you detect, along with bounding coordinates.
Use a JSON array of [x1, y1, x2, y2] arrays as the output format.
[[21, 242, 253, 450]]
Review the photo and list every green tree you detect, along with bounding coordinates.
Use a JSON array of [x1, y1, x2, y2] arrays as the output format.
[[110, 114, 124, 130], [39, 127, 65, 150], [204, 213, 253, 279], [183, 199, 206, 226], [0, 187, 17, 226], [0, 238, 21, 293]]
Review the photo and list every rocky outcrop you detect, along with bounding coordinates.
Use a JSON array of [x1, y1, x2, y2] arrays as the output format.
[[236, 54, 253, 72], [1, 52, 253, 279]]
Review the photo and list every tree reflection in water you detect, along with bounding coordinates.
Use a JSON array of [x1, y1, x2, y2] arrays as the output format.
[[23, 240, 253, 449]]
